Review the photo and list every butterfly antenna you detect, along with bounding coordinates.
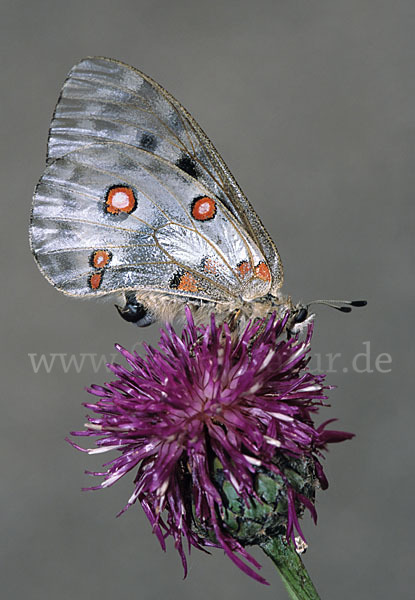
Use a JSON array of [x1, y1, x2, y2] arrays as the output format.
[[306, 299, 367, 313]]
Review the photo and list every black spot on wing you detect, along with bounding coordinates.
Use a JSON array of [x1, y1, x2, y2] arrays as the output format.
[[169, 269, 184, 289], [176, 155, 199, 179], [139, 133, 157, 151]]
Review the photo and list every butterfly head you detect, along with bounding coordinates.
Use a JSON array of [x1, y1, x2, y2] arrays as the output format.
[[286, 304, 314, 336]]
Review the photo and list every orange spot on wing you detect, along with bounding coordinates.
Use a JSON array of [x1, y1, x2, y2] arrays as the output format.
[[237, 260, 251, 278], [91, 250, 112, 268], [203, 258, 218, 275], [177, 272, 198, 292], [88, 272, 103, 290], [191, 196, 216, 221], [255, 262, 271, 282], [105, 186, 137, 215]]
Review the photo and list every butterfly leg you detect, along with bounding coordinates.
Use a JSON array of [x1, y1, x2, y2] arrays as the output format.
[[227, 308, 242, 332]]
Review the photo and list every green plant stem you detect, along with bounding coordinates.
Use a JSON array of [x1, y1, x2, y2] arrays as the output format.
[[260, 537, 321, 600]]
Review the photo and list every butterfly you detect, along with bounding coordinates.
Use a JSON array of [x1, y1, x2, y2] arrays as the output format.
[[30, 57, 364, 332]]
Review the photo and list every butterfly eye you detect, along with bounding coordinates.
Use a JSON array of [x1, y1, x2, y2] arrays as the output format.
[[293, 307, 308, 324], [115, 294, 154, 327]]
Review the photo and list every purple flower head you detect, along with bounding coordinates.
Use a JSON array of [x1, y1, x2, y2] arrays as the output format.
[[70, 309, 353, 585]]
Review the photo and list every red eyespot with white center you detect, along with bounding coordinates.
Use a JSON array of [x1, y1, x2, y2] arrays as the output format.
[[105, 186, 137, 215], [90, 249, 112, 269], [191, 196, 217, 221]]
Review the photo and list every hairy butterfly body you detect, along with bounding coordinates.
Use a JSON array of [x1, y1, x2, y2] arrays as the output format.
[[30, 57, 302, 331]]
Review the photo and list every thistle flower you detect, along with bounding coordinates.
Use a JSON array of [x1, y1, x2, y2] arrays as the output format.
[[69, 309, 353, 586]]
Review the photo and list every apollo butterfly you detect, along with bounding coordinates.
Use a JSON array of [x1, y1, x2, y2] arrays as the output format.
[[30, 57, 365, 330]]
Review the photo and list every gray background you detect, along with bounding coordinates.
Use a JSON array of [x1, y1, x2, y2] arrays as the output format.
[[1, 1, 413, 598]]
